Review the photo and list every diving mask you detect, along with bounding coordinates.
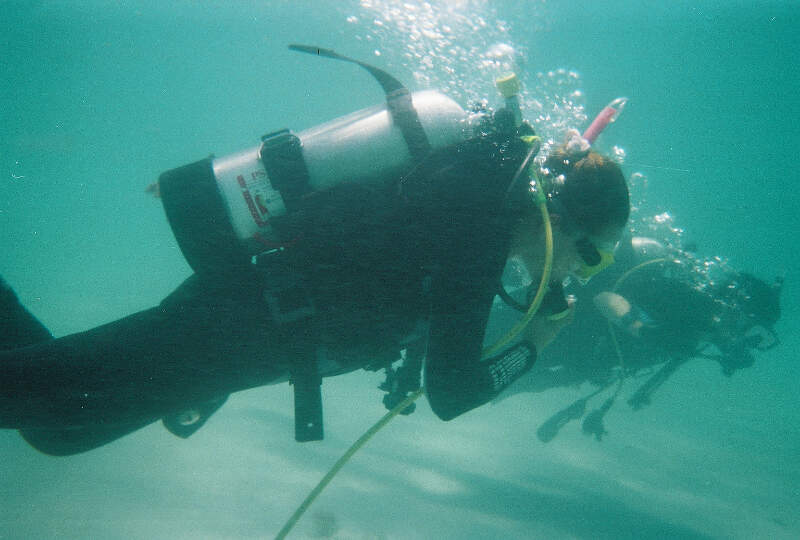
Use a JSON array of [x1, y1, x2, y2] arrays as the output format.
[[574, 237, 615, 282]]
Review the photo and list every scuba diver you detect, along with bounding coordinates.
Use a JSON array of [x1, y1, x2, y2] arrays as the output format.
[[594, 238, 782, 375], [510, 229, 783, 443], [0, 46, 630, 455]]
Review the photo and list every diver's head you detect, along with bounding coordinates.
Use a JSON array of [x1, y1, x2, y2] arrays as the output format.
[[512, 144, 630, 281], [736, 273, 782, 326], [543, 145, 630, 239], [712, 273, 781, 375], [723, 273, 783, 352]]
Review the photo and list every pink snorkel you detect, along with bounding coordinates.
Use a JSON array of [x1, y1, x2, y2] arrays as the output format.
[[582, 97, 628, 144]]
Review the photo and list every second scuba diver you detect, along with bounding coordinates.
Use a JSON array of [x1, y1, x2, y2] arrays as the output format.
[[504, 227, 783, 443]]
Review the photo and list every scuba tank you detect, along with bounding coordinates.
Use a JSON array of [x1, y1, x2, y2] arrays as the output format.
[[213, 90, 466, 244], [158, 45, 472, 274]]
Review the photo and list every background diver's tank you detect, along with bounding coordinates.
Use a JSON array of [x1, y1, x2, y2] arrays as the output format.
[[158, 87, 471, 274]]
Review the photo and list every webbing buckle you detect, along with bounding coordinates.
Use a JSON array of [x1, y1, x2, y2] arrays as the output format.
[[259, 129, 311, 210]]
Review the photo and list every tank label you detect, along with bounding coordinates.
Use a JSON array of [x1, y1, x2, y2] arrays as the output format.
[[237, 174, 266, 226], [235, 170, 287, 227], [213, 149, 287, 242]]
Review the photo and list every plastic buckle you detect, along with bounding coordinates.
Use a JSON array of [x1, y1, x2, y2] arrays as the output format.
[[258, 129, 310, 210]]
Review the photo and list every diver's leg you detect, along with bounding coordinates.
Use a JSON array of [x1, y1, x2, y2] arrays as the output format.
[[0, 274, 287, 433], [18, 419, 158, 456]]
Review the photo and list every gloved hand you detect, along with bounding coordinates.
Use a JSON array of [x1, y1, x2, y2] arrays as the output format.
[[525, 296, 575, 351], [593, 291, 651, 337]]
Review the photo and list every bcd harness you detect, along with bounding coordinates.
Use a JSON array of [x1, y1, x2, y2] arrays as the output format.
[[255, 46, 433, 442]]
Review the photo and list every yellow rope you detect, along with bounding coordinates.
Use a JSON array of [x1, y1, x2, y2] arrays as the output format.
[[274, 387, 425, 539]]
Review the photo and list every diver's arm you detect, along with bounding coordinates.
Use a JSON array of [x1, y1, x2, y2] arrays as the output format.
[[424, 273, 538, 421], [594, 290, 664, 340], [411, 131, 541, 419], [0, 272, 276, 431], [594, 291, 644, 336]]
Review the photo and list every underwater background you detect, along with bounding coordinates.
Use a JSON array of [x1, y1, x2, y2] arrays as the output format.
[[1, 1, 798, 538]]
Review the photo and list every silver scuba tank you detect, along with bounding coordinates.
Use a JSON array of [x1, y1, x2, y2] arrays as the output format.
[[158, 46, 476, 274], [212, 90, 468, 247]]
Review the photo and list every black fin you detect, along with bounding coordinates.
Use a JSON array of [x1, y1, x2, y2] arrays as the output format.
[[628, 356, 688, 410], [536, 396, 589, 443]]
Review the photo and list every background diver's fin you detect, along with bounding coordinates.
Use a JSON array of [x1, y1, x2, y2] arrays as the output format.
[[582, 396, 614, 441], [628, 356, 688, 410], [536, 396, 590, 443]]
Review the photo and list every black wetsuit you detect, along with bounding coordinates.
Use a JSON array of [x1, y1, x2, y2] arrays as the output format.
[[615, 263, 716, 356], [1, 132, 537, 453]]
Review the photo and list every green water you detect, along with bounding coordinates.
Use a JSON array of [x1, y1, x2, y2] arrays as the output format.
[[1, 1, 798, 538]]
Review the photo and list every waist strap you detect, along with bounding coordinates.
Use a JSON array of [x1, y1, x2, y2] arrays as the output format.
[[256, 249, 324, 441]]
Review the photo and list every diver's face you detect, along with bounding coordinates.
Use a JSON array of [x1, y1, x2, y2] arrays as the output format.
[[553, 223, 622, 283], [513, 218, 621, 283], [516, 222, 583, 282], [550, 226, 584, 280]]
